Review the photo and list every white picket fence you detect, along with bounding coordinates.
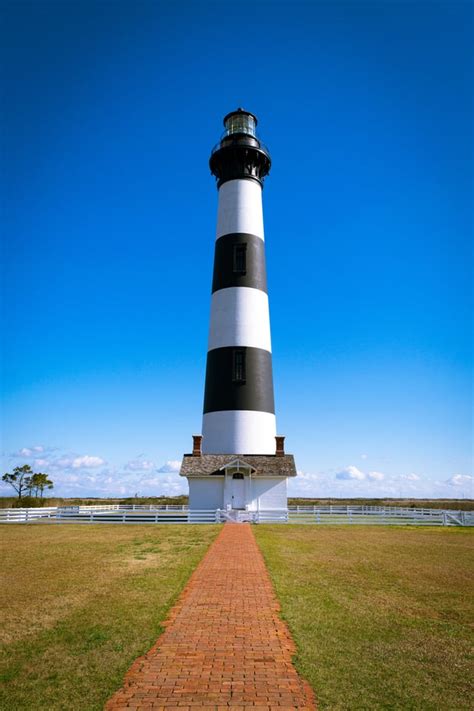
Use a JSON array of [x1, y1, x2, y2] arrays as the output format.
[[57, 506, 213, 524], [0, 507, 58, 523], [286, 506, 474, 526], [0, 504, 472, 526]]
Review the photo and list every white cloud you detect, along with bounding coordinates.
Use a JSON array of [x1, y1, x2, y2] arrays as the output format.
[[336, 465, 366, 481], [401, 473, 420, 481], [139, 474, 187, 496], [157, 460, 181, 473], [289, 468, 396, 498], [446, 474, 473, 488], [124, 459, 155, 472], [368, 471, 384, 481], [55, 457, 73, 468], [17, 445, 45, 457], [34, 459, 49, 468], [361, 453, 368, 460], [72, 455, 106, 469]]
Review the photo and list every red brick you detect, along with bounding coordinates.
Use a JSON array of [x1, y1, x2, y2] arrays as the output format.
[[105, 524, 315, 710]]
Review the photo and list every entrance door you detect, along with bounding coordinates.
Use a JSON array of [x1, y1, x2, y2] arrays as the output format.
[[231, 475, 246, 509]]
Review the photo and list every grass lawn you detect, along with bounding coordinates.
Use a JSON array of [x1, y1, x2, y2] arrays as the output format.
[[255, 526, 474, 711], [0, 524, 220, 710]]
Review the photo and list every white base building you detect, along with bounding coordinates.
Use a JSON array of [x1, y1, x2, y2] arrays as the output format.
[[180, 441, 296, 511]]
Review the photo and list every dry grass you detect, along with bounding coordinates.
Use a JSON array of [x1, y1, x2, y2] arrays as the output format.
[[287, 498, 474, 511], [255, 525, 474, 711], [0, 524, 219, 710], [2, 496, 472, 510]]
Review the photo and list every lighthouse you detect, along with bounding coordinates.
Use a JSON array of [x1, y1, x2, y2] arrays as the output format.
[[180, 109, 296, 513]]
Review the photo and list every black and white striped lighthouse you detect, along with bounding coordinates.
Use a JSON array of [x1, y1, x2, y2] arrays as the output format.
[[202, 109, 275, 454], [179, 109, 297, 512]]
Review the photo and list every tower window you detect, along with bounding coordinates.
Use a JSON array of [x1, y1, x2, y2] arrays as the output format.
[[233, 349, 246, 383], [233, 244, 247, 274], [224, 113, 256, 137], [232, 472, 244, 479]]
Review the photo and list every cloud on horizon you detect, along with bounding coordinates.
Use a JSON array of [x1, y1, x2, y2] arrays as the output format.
[[336, 466, 366, 481], [446, 474, 472, 488], [124, 459, 155, 472], [157, 460, 181, 473], [72, 455, 106, 469], [2, 445, 472, 500], [367, 471, 384, 481]]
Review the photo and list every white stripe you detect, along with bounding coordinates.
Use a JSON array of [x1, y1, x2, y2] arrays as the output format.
[[207, 287, 272, 352], [202, 410, 277, 454], [216, 179, 264, 240]]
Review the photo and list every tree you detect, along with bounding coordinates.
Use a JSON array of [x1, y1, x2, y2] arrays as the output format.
[[24, 475, 35, 497], [2, 465, 33, 500], [2, 467, 54, 503], [32, 473, 54, 500]]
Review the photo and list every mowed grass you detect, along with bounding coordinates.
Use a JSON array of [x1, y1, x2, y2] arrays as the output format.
[[255, 526, 474, 711], [0, 524, 220, 711]]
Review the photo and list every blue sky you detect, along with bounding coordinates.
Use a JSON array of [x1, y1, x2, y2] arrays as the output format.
[[1, 0, 472, 499]]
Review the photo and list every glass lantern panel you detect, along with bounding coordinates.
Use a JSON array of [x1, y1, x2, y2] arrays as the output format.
[[225, 114, 256, 137]]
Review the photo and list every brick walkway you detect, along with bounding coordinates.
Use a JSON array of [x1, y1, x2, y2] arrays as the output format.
[[105, 523, 316, 710]]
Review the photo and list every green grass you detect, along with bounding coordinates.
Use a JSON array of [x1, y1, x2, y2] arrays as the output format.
[[255, 525, 474, 711], [0, 524, 219, 710]]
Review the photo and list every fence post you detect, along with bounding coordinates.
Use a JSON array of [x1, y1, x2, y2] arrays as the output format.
[[25, 509, 29, 524], [442, 511, 447, 526]]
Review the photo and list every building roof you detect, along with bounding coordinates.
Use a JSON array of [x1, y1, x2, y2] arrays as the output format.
[[180, 454, 297, 478]]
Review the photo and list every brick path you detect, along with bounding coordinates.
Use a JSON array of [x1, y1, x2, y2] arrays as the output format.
[[105, 523, 316, 710]]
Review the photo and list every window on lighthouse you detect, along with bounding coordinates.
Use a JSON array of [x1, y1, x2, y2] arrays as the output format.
[[225, 114, 256, 137], [233, 349, 246, 383], [233, 244, 247, 274]]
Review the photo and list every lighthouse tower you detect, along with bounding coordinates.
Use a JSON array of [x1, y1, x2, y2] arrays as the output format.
[[203, 108, 275, 454], [180, 109, 296, 513]]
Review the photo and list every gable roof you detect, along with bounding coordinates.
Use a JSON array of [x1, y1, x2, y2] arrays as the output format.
[[179, 454, 297, 478], [218, 458, 257, 473]]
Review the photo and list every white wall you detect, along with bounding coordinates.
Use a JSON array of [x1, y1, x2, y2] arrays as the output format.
[[187, 476, 288, 511], [216, 179, 264, 239], [249, 478, 287, 510], [207, 287, 272, 352], [202, 410, 277, 454], [188, 479, 224, 510]]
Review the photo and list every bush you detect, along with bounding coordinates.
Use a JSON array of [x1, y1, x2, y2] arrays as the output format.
[[12, 496, 43, 508]]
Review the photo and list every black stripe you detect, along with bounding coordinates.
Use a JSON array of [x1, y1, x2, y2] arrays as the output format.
[[209, 141, 271, 188], [212, 233, 267, 294], [203, 346, 275, 414]]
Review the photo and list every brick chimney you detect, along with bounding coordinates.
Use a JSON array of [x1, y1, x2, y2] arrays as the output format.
[[192, 435, 202, 457], [275, 436, 285, 457]]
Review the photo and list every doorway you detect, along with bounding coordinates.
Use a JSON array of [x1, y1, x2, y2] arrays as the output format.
[[231, 473, 246, 509]]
